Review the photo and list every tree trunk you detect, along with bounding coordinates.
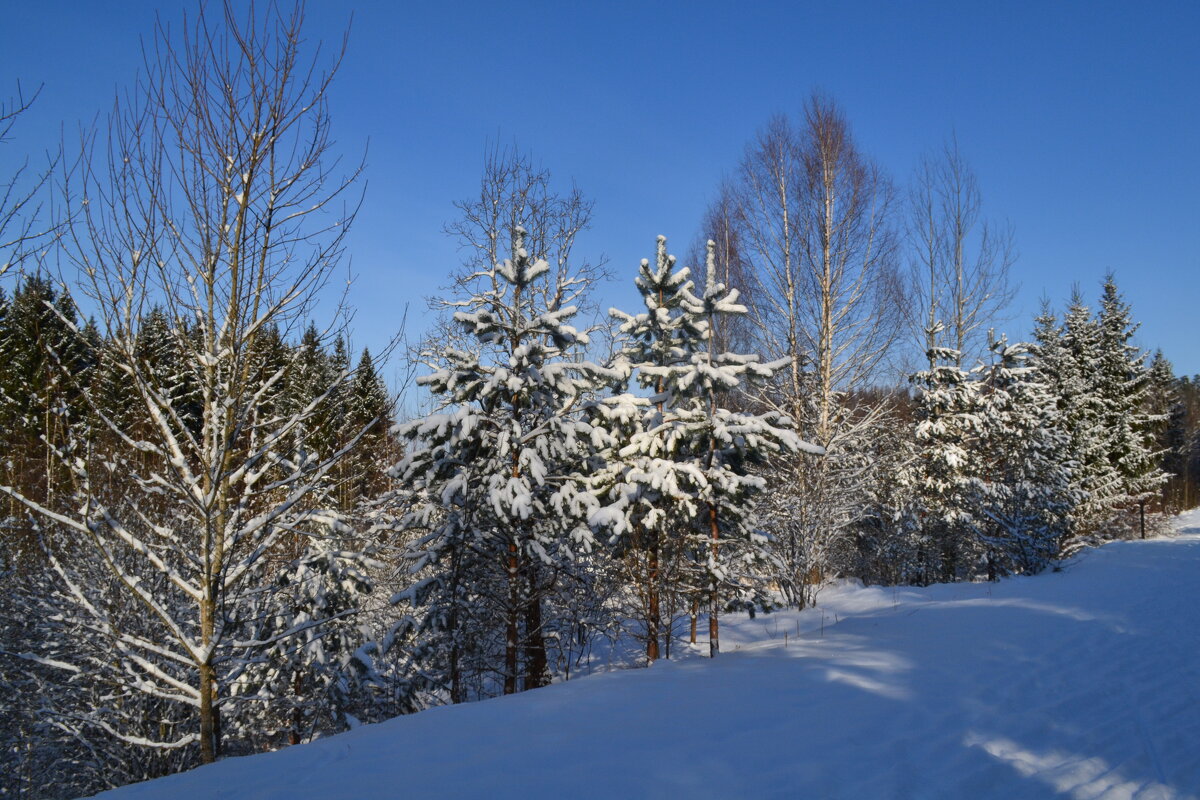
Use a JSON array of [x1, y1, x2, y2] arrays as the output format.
[[448, 550, 463, 704], [689, 596, 698, 644], [504, 541, 519, 695], [647, 535, 660, 663], [505, 374, 523, 695], [649, 281, 667, 666], [709, 503, 720, 658], [523, 562, 549, 689], [289, 670, 304, 745], [449, 643, 462, 704], [198, 662, 218, 764], [198, 578, 220, 763]]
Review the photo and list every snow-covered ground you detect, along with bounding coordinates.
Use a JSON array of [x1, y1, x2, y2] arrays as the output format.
[[98, 512, 1200, 799]]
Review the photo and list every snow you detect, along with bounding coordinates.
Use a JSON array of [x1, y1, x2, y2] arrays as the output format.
[[96, 512, 1200, 799]]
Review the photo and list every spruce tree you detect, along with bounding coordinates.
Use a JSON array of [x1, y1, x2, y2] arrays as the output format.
[[1095, 276, 1167, 532], [972, 334, 1074, 575], [232, 522, 380, 746], [1057, 292, 1118, 536], [286, 325, 339, 448], [909, 331, 982, 582], [0, 276, 90, 561], [1031, 279, 1169, 540], [345, 347, 392, 504], [1149, 352, 1190, 509]]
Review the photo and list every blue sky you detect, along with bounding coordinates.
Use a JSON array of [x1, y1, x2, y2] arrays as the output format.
[[3, 0, 1198, 382]]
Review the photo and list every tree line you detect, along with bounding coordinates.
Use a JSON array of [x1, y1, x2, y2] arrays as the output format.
[[0, 4, 1197, 798]]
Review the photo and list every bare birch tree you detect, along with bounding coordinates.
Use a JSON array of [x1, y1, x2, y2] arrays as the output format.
[[0, 85, 59, 277], [442, 144, 606, 323], [907, 136, 1016, 370], [721, 94, 903, 603], [792, 94, 903, 440], [727, 114, 808, 422], [730, 97, 902, 438], [0, 2, 372, 766]]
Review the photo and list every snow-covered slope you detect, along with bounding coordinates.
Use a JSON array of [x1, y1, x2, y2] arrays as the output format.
[[98, 513, 1200, 799]]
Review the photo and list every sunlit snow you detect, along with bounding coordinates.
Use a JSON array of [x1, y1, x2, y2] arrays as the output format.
[[98, 512, 1200, 800]]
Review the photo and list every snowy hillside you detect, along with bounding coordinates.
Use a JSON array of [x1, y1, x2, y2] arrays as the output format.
[[98, 513, 1200, 800]]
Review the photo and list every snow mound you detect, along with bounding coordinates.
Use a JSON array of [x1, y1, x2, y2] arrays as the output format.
[[97, 512, 1200, 799]]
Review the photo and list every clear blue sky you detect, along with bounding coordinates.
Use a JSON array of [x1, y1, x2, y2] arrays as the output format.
[[3, 0, 1198, 382]]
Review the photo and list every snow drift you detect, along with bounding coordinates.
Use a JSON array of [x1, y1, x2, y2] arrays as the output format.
[[97, 512, 1200, 799]]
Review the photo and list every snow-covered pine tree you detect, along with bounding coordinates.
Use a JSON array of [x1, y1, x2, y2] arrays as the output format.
[[1028, 303, 1067, 400], [588, 235, 709, 663], [971, 334, 1074, 576], [909, 330, 982, 582], [597, 238, 811, 658], [692, 240, 818, 654], [392, 226, 610, 701]]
